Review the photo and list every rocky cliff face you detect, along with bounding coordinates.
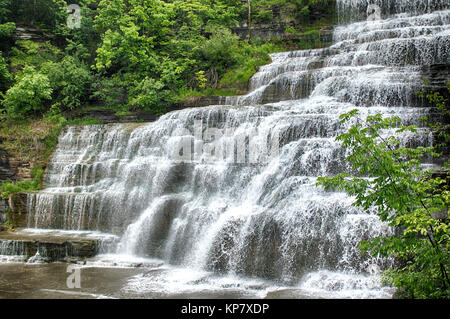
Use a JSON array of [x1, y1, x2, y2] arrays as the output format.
[[231, 24, 333, 44], [0, 139, 34, 221], [12, 27, 53, 42], [422, 63, 450, 98], [0, 200, 8, 225], [0, 230, 101, 262]]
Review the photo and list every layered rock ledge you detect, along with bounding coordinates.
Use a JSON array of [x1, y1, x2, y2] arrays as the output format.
[[0, 228, 117, 263]]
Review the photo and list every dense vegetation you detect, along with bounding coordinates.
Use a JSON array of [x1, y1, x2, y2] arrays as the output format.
[[0, 0, 335, 120]]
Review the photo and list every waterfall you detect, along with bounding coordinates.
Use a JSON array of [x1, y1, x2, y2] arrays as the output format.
[[0, 240, 30, 263], [21, 0, 449, 297]]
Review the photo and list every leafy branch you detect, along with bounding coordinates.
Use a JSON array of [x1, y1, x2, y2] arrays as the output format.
[[317, 94, 450, 298]]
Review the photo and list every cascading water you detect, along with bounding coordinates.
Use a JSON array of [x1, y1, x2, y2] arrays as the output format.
[[0, 240, 26, 263], [7, 0, 449, 298]]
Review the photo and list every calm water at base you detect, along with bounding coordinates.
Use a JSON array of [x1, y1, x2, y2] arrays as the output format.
[[0, 256, 393, 299], [0, 263, 310, 299]]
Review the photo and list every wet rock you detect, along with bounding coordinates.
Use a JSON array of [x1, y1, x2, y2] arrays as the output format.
[[8, 192, 28, 228], [421, 64, 450, 99], [0, 199, 8, 224], [0, 143, 33, 183], [13, 27, 53, 41], [0, 230, 99, 262]]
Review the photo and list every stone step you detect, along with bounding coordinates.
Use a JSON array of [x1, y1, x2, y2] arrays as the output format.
[[0, 229, 118, 263]]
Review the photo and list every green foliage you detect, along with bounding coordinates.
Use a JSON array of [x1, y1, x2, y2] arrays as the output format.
[[219, 41, 278, 90], [90, 74, 128, 108], [285, 25, 297, 34], [9, 41, 62, 71], [0, 21, 15, 53], [1, 167, 44, 199], [64, 116, 102, 125], [56, 2, 99, 63], [0, 55, 12, 92], [0, 0, 12, 24], [201, 27, 240, 75], [195, 71, 207, 89], [4, 41, 92, 115], [90, 1, 286, 111], [300, 5, 310, 16], [0, 0, 336, 119], [417, 81, 450, 145], [127, 76, 173, 114], [41, 56, 93, 110], [317, 90, 450, 298], [6, 0, 67, 31], [0, 22, 15, 39], [2, 66, 53, 119], [250, 0, 335, 24]]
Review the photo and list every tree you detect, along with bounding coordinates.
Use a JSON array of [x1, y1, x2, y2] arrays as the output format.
[[0, 0, 12, 24], [1, 66, 53, 119], [41, 56, 93, 111], [7, 0, 67, 30], [317, 93, 450, 298]]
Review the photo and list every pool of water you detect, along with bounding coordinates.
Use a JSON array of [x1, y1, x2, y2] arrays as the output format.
[[0, 254, 394, 299]]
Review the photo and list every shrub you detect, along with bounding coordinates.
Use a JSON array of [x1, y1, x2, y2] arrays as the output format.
[[201, 27, 240, 76], [1, 167, 44, 199], [219, 41, 277, 90], [90, 74, 128, 109], [2, 66, 52, 119], [0, 22, 15, 39], [41, 56, 93, 110], [0, 55, 11, 92], [127, 76, 173, 115], [9, 41, 62, 71]]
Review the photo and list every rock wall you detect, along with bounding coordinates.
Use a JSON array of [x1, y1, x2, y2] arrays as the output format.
[[232, 25, 333, 45], [0, 200, 8, 224], [421, 63, 450, 164], [12, 27, 53, 42], [0, 142, 33, 221], [422, 63, 450, 98], [7, 193, 28, 228], [0, 233, 99, 262]]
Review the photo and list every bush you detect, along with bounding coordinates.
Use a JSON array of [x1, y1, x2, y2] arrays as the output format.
[[90, 74, 129, 109], [0, 55, 11, 92], [9, 41, 62, 73], [127, 76, 173, 115], [1, 167, 44, 199], [2, 66, 52, 119], [7, 0, 66, 31], [0, 22, 15, 39], [201, 27, 240, 76], [41, 56, 93, 110], [0, 1, 11, 24], [219, 41, 277, 90]]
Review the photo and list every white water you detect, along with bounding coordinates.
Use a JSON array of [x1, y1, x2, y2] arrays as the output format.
[[2, 0, 448, 299]]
